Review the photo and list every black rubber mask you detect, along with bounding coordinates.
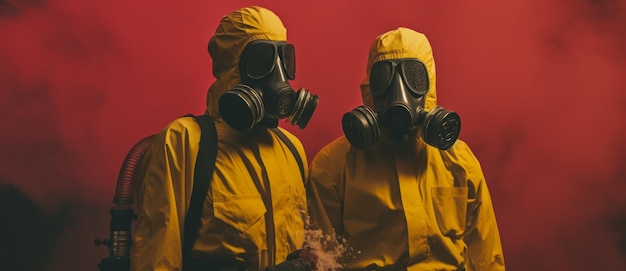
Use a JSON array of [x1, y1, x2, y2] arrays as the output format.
[[219, 40, 318, 131], [342, 59, 461, 150]]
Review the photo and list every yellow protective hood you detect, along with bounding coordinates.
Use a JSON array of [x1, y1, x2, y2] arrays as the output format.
[[360, 27, 437, 112], [205, 6, 287, 119]]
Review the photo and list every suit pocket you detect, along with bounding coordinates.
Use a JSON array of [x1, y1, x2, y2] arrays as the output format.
[[213, 195, 267, 233], [431, 187, 468, 239]]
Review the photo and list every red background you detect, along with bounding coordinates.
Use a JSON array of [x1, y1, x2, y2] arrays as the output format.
[[1, 0, 626, 270]]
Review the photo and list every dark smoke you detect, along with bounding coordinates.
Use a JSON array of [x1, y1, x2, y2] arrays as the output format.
[[0, 2, 19, 16], [0, 184, 68, 271], [0, 0, 625, 271]]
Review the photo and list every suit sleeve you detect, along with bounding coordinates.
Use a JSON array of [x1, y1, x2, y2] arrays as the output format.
[[131, 119, 199, 271], [306, 139, 347, 238], [459, 144, 505, 271]]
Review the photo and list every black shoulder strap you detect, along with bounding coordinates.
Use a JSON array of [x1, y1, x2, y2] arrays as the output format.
[[182, 114, 217, 270], [270, 128, 305, 183]]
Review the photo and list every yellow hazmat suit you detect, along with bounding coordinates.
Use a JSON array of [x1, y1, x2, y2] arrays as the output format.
[[307, 28, 505, 271], [130, 6, 308, 271]]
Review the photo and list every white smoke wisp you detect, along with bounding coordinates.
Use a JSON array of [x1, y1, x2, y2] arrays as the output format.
[[300, 211, 360, 271]]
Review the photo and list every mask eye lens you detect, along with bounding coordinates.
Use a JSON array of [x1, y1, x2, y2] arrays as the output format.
[[370, 61, 394, 97], [401, 60, 429, 95], [244, 42, 277, 79], [281, 43, 296, 80]]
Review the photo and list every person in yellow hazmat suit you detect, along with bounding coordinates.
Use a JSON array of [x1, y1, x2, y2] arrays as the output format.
[[130, 6, 320, 271], [306, 27, 505, 271]]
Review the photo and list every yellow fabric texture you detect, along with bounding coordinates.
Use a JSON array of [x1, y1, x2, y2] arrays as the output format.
[[307, 27, 505, 271], [130, 6, 307, 271]]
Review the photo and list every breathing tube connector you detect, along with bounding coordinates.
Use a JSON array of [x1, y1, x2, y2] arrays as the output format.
[[95, 135, 156, 271]]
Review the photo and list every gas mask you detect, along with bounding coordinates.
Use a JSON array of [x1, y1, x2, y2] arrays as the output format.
[[342, 58, 461, 150], [219, 40, 319, 131]]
